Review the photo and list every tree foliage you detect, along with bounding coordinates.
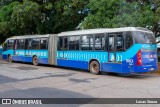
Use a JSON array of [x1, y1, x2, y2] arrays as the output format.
[[0, 0, 88, 43], [81, 0, 160, 37], [0, 0, 160, 43]]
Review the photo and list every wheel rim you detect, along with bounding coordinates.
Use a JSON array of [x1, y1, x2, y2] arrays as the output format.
[[9, 56, 12, 62], [33, 57, 38, 65], [92, 64, 98, 73]]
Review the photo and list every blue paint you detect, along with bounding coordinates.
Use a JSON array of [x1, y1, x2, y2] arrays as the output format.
[[101, 63, 122, 73], [57, 59, 88, 70], [141, 44, 157, 50], [2, 54, 8, 60], [12, 56, 24, 62], [2, 49, 48, 64], [23, 56, 32, 63], [15, 50, 48, 58], [38, 58, 48, 64], [2, 44, 158, 74], [57, 44, 142, 63], [2, 50, 14, 56]]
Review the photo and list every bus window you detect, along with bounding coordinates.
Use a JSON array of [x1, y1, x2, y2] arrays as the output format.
[[75, 36, 80, 50], [69, 36, 74, 50], [40, 38, 48, 49], [7, 39, 14, 50], [25, 39, 29, 50], [64, 37, 68, 50], [58, 37, 63, 50], [125, 32, 133, 50], [95, 34, 105, 50], [28, 39, 32, 49], [81, 35, 93, 50], [32, 38, 40, 50], [89, 35, 94, 50], [16, 40, 20, 49], [20, 39, 25, 49], [108, 36, 115, 51], [116, 35, 123, 51], [69, 36, 80, 50], [134, 32, 156, 44], [81, 35, 89, 50]]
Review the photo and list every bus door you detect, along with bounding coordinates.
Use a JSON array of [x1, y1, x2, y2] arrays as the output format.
[[13, 39, 20, 59], [58, 37, 68, 60], [13, 39, 17, 56], [24, 39, 32, 60], [108, 34, 123, 63], [63, 37, 68, 59]]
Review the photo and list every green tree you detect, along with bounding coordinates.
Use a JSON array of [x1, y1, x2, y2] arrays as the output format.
[[81, 0, 121, 29], [10, 0, 42, 35], [0, 1, 19, 43], [0, 0, 88, 43], [35, 0, 88, 34], [81, 0, 160, 37], [152, 0, 160, 37]]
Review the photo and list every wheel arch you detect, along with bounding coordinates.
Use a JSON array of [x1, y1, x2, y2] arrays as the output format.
[[32, 55, 38, 59], [8, 54, 11, 57]]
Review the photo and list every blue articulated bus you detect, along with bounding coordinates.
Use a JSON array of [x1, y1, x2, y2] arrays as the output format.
[[2, 27, 158, 74]]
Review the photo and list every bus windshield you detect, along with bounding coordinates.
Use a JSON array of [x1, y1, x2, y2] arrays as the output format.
[[134, 32, 156, 44]]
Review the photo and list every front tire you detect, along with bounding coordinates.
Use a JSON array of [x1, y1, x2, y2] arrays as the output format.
[[32, 56, 38, 66], [8, 55, 12, 63], [89, 61, 100, 75]]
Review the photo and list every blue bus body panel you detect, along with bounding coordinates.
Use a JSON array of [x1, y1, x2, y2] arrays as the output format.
[[101, 63, 122, 73], [56, 44, 158, 74], [2, 44, 158, 74], [57, 59, 88, 70], [38, 58, 48, 64], [121, 44, 158, 74], [2, 54, 8, 60], [2, 49, 48, 64], [23, 56, 33, 62], [2, 50, 14, 60]]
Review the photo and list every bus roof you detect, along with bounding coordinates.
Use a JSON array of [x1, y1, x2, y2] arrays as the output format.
[[6, 27, 153, 40], [6, 34, 51, 40], [58, 27, 153, 36]]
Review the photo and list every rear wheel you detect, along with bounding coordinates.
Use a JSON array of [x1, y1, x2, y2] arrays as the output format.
[[32, 56, 38, 66], [89, 61, 100, 75], [8, 55, 12, 63]]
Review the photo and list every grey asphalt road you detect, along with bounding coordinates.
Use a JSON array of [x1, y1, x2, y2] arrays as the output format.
[[0, 60, 160, 107]]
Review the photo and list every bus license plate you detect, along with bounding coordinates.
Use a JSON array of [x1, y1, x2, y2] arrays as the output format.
[[150, 68, 154, 71]]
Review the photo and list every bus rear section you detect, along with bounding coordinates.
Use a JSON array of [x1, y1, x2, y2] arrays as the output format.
[[123, 31, 158, 74], [132, 45, 158, 73]]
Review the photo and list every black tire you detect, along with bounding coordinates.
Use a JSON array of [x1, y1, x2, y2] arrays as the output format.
[[8, 55, 12, 63], [89, 61, 100, 75], [32, 56, 38, 66]]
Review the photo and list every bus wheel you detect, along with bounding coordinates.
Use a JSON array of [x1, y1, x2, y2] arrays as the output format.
[[8, 55, 12, 63], [89, 61, 100, 75], [32, 56, 38, 66]]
